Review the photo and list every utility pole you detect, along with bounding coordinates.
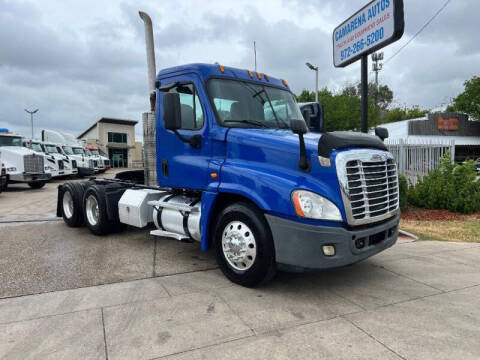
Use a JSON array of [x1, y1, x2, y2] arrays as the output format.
[[305, 62, 319, 103], [24, 108, 39, 140], [253, 41, 257, 72], [371, 52, 384, 106]]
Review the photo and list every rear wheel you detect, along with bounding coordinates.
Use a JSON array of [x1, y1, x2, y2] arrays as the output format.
[[28, 181, 46, 189], [83, 185, 114, 235], [59, 182, 85, 227], [214, 202, 276, 287]]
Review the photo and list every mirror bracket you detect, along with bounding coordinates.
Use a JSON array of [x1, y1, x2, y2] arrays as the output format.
[[173, 131, 202, 149]]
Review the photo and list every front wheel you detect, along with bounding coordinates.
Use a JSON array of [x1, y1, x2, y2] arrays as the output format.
[[214, 202, 276, 287], [28, 181, 46, 189]]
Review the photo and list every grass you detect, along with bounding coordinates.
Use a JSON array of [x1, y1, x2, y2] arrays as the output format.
[[400, 217, 480, 243]]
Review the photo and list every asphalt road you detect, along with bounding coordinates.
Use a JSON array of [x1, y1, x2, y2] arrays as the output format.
[[1, 172, 480, 359]]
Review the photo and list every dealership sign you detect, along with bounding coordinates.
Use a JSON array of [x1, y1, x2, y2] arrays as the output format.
[[333, 0, 404, 67]]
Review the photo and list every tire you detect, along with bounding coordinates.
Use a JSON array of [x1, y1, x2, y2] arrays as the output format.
[[59, 182, 85, 227], [83, 184, 114, 235], [213, 202, 276, 287], [28, 181, 46, 189]]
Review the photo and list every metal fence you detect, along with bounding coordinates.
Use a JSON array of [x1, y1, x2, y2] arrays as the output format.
[[385, 139, 455, 185]]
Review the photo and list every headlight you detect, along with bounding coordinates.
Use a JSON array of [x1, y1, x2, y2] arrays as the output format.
[[291, 190, 342, 221]]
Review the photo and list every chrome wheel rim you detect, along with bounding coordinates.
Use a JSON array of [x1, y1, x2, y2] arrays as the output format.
[[222, 221, 257, 272], [62, 190, 74, 219], [85, 195, 99, 226]]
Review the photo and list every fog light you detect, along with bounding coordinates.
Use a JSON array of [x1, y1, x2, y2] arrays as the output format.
[[322, 245, 335, 257]]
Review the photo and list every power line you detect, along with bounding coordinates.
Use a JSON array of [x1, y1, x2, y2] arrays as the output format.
[[384, 0, 452, 64]]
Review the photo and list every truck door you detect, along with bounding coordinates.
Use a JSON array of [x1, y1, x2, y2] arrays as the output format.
[[157, 75, 211, 190]]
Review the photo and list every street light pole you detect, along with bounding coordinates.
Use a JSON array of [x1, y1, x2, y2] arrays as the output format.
[[305, 62, 319, 103], [24, 108, 39, 140]]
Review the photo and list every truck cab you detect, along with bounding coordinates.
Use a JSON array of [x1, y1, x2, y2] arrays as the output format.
[[32, 141, 77, 178], [42, 130, 95, 177], [84, 148, 101, 173], [154, 64, 399, 270], [0, 130, 51, 189], [85, 146, 109, 173]]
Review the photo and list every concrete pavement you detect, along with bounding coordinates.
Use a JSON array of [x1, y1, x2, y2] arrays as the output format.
[[1, 174, 480, 359]]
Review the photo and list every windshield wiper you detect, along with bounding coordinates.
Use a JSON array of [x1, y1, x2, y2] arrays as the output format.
[[224, 120, 270, 128]]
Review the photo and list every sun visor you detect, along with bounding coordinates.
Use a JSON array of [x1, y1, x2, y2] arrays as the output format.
[[318, 132, 387, 158]]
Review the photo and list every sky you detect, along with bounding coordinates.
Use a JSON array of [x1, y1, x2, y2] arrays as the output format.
[[0, 0, 478, 140]]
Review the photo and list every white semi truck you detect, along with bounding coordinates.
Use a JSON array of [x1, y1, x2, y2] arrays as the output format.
[[24, 139, 77, 178], [43, 130, 95, 177], [0, 129, 51, 189]]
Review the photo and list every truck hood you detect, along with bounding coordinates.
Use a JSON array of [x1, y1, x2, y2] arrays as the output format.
[[226, 128, 320, 157], [0, 146, 37, 156]]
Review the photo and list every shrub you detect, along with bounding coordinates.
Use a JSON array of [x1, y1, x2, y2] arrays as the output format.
[[407, 151, 480, 214], [398, 174, 408, 211]]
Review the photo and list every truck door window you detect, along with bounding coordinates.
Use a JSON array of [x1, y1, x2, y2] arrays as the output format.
[[167, 84, 204, 130]]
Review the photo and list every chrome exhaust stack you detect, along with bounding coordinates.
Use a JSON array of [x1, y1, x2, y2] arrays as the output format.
[[139, 11, 157, 111], [139, 11, 158, 186]]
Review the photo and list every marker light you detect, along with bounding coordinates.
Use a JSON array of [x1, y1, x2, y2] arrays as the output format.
[[219, 64, 225, 73], [292, 190, 342, 221], [256, 72, 262, 80], [264, 74, 269, 81], [248, 70, 254, 78], [282, 79, 288, 87]]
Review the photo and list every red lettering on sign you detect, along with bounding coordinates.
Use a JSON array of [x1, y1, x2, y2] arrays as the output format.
[[437, 117, 459, 131]]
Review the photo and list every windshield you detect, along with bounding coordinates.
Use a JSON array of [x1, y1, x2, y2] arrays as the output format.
[[45, 145, 59, 153], [85, 150, 92, 156], [62, 146, 73, 155], [207, 79, 304, 129], [31, 143, 43, 152], [0, 135, 22, 147], [72, 147, 84, 155], [90, 150, 99, 155]]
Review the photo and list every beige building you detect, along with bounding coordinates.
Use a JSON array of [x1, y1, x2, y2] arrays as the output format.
[[78, 118, 142, 168]]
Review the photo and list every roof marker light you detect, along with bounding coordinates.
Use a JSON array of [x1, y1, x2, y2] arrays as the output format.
[[256, 72, 262, 80], [282, 79, 288, 87], [264, 74, 269, 81], [248, 70, 254, 78], [219, 64, 225, 73]]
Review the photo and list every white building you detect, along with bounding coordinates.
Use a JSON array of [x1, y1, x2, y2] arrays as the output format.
[[78, 118, 142, 168], [380, 112, 480, 162]]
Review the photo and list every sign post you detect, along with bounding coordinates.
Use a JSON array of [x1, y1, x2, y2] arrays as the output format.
[[333, 0, 404, 132]]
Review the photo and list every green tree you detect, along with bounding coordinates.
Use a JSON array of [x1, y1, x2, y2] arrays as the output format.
[[451, 76, 480, 120], [355, 83, 393, 110]]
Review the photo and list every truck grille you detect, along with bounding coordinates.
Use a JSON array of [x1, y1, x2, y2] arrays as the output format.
[[72, 160, 77, 168], [89, 159, 94, 168], [58, 160, 64, 170], [24, 154, 44, 173], [336, 150, 399, 226], [93, 160, 98, 168], [103, 159, 110, 167]]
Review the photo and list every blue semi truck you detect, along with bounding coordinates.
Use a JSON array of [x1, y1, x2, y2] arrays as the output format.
[[57, 12, 399, 287]]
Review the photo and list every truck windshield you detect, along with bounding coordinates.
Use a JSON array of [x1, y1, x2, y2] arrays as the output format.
[[90, 150, 99, 155], [72, 147, 84, 155], [62, 146, 74, 155], [31, 143, 43, 152], [45, 145, 59, 153], [85, 150, 92, 156], [0, 136, 22, 147], [207, 79, 304, 129]]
